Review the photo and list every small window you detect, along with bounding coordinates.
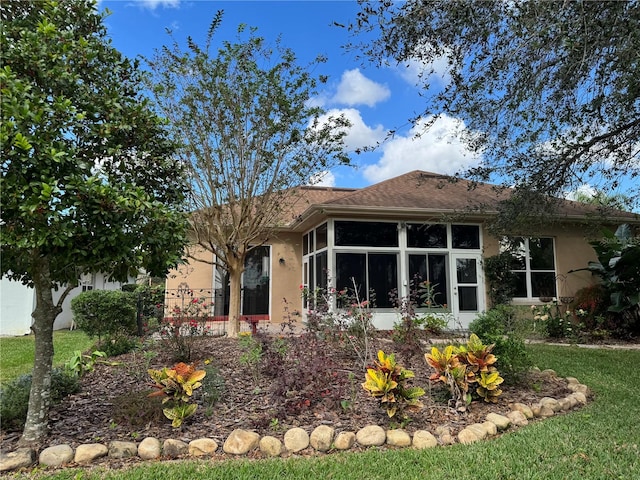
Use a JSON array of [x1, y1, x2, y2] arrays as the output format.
[[407, 223, 447, 248], [335, 221, 398, 247], [303, 233, 309, 256], [452, 225, 480, 249], [79, 273, 94, 292], [316, 223, 328, 250]]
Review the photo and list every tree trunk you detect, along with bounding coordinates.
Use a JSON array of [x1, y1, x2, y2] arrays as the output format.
[[19, 255, 60, 447], [226, 261, 242, 338]]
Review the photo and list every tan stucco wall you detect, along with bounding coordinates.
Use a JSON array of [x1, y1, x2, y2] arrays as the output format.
[[482, 223, 599, 305], [269, 232, 304, 325], [165, 245, 215, 293]]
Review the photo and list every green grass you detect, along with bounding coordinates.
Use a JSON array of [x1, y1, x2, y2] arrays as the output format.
[[0, 330, 93, 384], [5, 344, 639, 479]]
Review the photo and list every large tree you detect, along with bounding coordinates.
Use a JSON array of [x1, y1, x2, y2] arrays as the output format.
[[147, 15, 350, 337], [0, 0, 188, 445], [349, 0, 640, 211]]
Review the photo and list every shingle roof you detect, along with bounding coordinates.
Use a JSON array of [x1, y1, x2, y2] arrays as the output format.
[[284, 170, 638, 230]]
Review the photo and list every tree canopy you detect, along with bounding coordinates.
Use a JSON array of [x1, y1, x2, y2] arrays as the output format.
[[1, 0, 188, 444], [349, 0, 640, 211], [147, 13, 350, 336]]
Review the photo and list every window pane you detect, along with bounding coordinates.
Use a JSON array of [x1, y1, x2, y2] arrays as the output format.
[[407, 223, 447, 248], [336, 253, 366, 302], [408, 254, 427, 282], [335, 221, 398, 247], [303, 233, 309, 256], [531, 272, 557, 298], [243, 247, 270, 315], [452, 225, 480, 249], [505, 237, 527, 270], [512, 272, 527, 298], [368, 254, 397, 308], [428, 254, 448, 307], [315, 251, 328, 290], [529, 238, 555, 270], [458, 286, 478, 311], [316, 223, 328, 250], [456, 258, 477, 284]]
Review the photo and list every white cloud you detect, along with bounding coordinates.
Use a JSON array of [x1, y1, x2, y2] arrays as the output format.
[[363, 115, 481, 183], [330, 69, 390, 107], [316, 108, 387, 152], [133, 0, 181, 10], [309, 170, 336, 187], [394, 43, 451, 89], [565, 184, 597, 201]]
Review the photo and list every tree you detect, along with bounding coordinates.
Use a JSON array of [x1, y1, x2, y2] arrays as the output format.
[[349, 0, 640, 212], [0, 0, 188, 445], [147, 14, 350, 337]]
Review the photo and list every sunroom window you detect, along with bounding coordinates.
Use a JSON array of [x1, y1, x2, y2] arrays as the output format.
[[335, 252, 398, 308]]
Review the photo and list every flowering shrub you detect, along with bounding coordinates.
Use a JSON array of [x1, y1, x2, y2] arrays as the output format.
[[531, 301, 575, 339], [161, 296, 214, 362]]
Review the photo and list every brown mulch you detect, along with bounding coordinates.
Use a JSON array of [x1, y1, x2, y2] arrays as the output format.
[[0, 332, 572, 460]]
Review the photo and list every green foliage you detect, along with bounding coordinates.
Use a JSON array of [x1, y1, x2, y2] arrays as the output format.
[[148, 362, 206, 427], [350, 1, 640, 209], [0, 368, 80, 431], [362, 350, 425, 418], [238, 333, 264, 385], [201, 364, 226, 412], [470, 306, 533, 382], [0, 0, 188, 442], [483, 253, 518, 307], [97, 333, 140, 358], [579, 225, 640, 337], [71, 290, 137, 340], [64, 350, 108, 377]]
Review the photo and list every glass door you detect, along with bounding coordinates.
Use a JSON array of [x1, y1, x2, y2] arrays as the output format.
[[451, 254, 484, 329]]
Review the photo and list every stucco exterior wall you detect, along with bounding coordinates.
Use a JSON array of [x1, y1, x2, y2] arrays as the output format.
[[166, 246, 215, 293], [269, 232, 304, 325]]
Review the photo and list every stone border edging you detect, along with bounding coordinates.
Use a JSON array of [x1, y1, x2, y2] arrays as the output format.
[[0, 371, 590, 473]]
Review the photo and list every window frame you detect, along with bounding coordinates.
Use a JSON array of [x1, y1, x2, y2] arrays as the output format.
[[504, 236, 557, 300]]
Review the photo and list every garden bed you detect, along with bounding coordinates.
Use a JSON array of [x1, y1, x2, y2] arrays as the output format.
[[0, 332, 571, 455]]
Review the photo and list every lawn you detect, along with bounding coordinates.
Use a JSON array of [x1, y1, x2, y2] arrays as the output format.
[[0, 330, 93, 384], [5, 344, 639, 480]]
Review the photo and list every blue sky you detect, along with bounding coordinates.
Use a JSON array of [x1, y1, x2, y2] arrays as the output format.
[[100, 0, 481, 189]]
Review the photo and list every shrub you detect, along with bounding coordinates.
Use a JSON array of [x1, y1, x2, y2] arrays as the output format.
[[148, 362, 206, 427], [362, 350, 425, 419], [71, 290, 137, 340], [484, 252, 518, 307], [264, 333, 347, 416], [426, 334, 504, 407], [160, 296, 214, 362], [112, 390, 166, 427], [201, 364, 226, 409], [0, 368, 80, 431], [470, 306, 532, 382], [96, 332, 140, 357]]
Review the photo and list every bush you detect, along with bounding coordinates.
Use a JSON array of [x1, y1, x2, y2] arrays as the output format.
[[71, 290, 137, 340], [96, 332, 140, 357], [470, 306, 532, 383], [0, 368, 80, 431]]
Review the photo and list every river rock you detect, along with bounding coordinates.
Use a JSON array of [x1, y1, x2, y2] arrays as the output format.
[[189, 438, 218, 456], [507, 410, 529, 427], [284, 427, 310, 453], [138, 437, 161, 460], [356, 425, 386, 447], [163, 439, 188, 458], [310, 425, 334, 452], [458, 428, 480, 444], [486, 412, 511, 430], [108, 441, 138, 459], [412, 430, 438, 449], [334, 431, 356, 450], [259, 436, 283, 457], [386, 429, 411, 447], [223, 429, 260, 455], [39, 445, 73, 467], [1, 449, 35, 472], [74, 443, 108, 464]]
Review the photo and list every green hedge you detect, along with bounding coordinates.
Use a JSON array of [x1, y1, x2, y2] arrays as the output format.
[[71, 290, 137, 340]]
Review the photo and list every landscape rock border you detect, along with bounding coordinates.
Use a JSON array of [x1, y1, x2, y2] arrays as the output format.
[[0, 371, 590, 473]]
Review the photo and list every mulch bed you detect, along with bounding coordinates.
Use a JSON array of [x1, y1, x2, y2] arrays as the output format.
[[0, 332, 571, 457]]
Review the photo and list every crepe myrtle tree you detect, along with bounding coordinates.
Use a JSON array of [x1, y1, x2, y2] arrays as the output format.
[[348, 0, 640, 221], [147, 12, 351, 337], [0, 0, 189, 445]]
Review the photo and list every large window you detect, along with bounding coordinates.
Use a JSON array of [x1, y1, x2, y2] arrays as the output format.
[[504, 237, 556, 298], [335, 221, 398, 247], [335, 252, 397, 308]]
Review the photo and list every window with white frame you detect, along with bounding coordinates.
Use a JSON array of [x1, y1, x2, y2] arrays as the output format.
[[79, 273, 95, 292], [502, 237, 557, 299]]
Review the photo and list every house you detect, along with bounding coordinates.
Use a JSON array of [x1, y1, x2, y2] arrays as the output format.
[[0, 273, 134, 336], [165, 170, 639, 331]]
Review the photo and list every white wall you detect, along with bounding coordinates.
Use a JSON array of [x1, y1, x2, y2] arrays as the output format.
[[0, 274, 135, 336], [0, 279, 34, 336]]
